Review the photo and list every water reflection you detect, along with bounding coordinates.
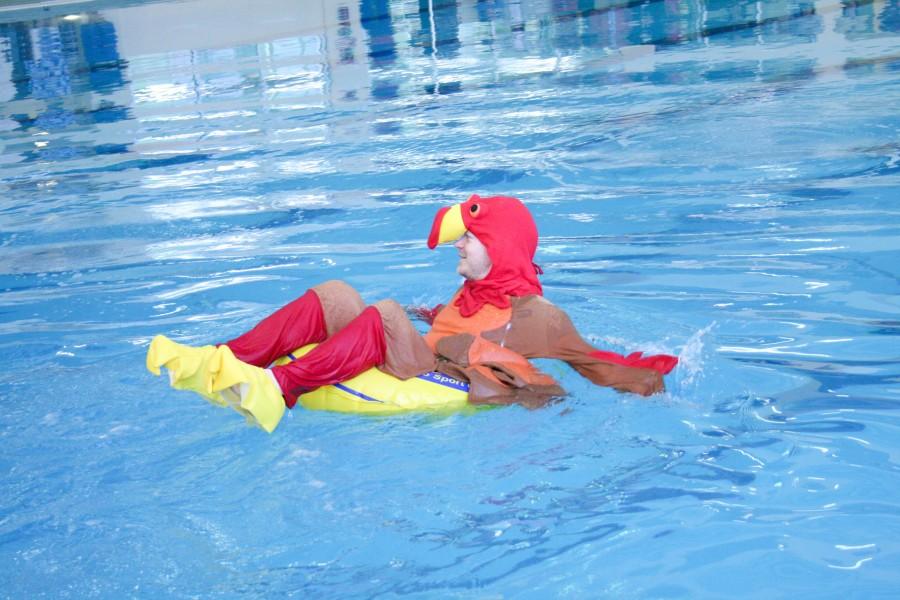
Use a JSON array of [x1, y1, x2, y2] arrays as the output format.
[[413, 0, 460, 58], [1, 14, 125, 102], [0, 0, 897, 313], [0, 0, 896, 151], [0, 12, 131, 169]]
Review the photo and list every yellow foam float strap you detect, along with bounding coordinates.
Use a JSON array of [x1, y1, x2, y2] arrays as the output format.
[[272, 345, 470, 414]]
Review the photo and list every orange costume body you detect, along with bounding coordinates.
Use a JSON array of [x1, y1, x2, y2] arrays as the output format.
[[418, 289, 669, 406]]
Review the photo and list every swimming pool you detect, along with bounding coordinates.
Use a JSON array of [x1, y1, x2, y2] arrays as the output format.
[[1, 0, 898, 596]]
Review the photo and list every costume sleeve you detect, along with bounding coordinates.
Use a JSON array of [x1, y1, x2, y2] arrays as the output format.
[[482, 296, 676, 396]]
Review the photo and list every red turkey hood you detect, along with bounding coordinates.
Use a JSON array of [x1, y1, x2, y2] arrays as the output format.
[[428, 194, 543, 317]]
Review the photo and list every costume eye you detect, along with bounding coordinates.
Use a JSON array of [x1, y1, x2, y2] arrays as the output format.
[[469, 204, 480, 216]]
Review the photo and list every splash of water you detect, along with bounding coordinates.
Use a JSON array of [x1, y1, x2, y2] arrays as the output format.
[[673, 321, 716, 391]]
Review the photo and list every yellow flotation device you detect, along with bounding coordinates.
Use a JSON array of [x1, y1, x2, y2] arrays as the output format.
[[273, 344, 470, 415]]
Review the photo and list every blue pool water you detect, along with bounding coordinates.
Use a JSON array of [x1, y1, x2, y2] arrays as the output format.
[[1, 0, 899, 597]]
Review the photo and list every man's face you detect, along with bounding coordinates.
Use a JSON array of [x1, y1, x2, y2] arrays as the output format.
[[454, 231, 492, 281]]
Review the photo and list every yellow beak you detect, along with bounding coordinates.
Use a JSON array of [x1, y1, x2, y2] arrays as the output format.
[[429, 203, 466, 248]]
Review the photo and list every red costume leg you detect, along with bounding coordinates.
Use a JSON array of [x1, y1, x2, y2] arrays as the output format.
[[272, 307, 387, 408], [271, 300, 436, 408], [223, 280, 366, 367], [223, 289, 327, 367]]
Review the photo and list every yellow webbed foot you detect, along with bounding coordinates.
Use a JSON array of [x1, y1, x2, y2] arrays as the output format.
[[146, 335, 225, 405], [208, 345, 286, 433]]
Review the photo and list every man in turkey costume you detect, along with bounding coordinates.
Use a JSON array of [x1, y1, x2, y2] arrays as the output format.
[[147, 195, 677, 432]]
